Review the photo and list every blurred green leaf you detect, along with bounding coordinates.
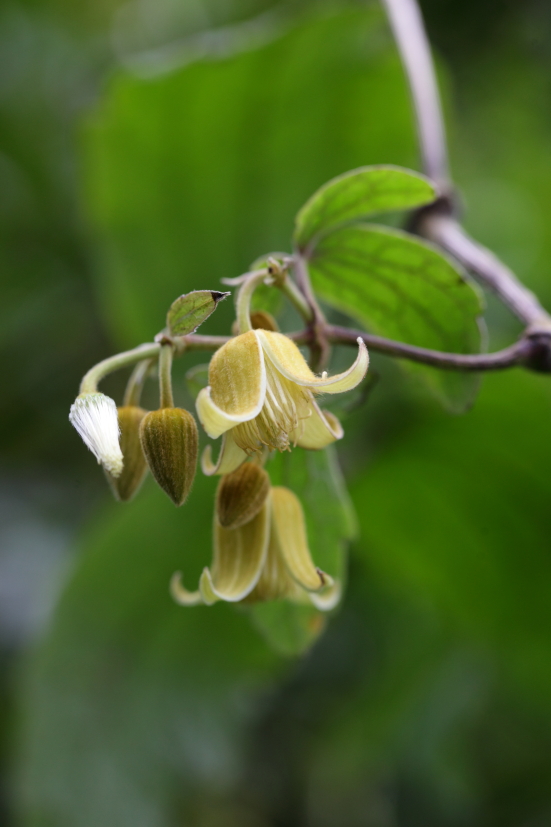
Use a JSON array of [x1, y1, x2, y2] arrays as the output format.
[[249, 600, 327, 658], [294, 165, 436, 252], [309, 224, 485, 412], [18, 473, 282, 827], [166, 289, 230, 336], [350, 369, 551, 709], [83, 5, 417, 346], [185, 362, 209, 398]]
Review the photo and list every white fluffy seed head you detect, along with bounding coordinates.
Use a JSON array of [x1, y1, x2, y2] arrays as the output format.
[[69, 392, 124, 477]]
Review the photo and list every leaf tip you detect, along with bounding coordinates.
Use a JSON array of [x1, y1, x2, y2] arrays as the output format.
[[212, 291, 231, 303]]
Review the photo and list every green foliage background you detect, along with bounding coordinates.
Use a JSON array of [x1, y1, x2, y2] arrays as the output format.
[[2, 0, 551, 824]]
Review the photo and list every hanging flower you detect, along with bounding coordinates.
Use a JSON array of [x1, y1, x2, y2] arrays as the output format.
[[196, 330, 368, 475], [69, 392, 124, 477], [171, 467, 340, 610]]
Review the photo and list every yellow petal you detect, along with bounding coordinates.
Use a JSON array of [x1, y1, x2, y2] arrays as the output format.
[[292, 401, 343, 449], [198, 568, 219, 606], [201, 431, 247, 476], [196, 386, 253, 439], [256, 330, 316, 383], [169, 571, 203, 606], [258, 331, 369, 394], [200, 500, 270, 603], [196, 331, 266, 438], [244, 525, 295, 602], [211, 330, 266, 415], [270, 486, 332, 592]]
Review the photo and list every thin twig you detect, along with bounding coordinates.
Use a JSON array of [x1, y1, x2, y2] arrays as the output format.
[[80, 342, 161, 395], [417, 213, 551, 332], [123, 358, 154, 407], [266, 257, 314, 323], [293, 255, 330, 371], [382, 0, 449, 188], [172, 333, 230, 354], [383, 0, 551, 334], [326, 324, 531, 371]]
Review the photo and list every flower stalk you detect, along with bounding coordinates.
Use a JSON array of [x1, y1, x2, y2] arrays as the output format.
[[79, 343, 161, 395], [123, 358, 154, 407], [266, 257, 313, 324], [235, 269, 269, 333], [158, 342, 174, 409]]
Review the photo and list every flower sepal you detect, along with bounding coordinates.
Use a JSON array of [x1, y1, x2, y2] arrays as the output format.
[[106, 406, 149, 501]]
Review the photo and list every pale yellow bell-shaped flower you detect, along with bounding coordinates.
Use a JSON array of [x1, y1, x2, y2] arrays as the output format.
[[196, 329, 368, 475], [170, 484, 341, 610]]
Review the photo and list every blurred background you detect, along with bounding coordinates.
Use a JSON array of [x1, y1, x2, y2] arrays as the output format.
[[2, 0, 551, 824]]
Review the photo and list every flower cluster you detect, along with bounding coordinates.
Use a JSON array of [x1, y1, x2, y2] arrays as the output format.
[[69, 276, 368, 617]]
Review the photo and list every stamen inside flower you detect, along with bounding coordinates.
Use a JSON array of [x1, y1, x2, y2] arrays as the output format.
[[232, 356, 312, 453]]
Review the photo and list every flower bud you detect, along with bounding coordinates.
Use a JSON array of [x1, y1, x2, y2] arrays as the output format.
[[139, 408, 198, 506], [106, 406, 148, 502], [250, 310, 279, 332], [216, 462, 270, 529], [69, 392, 123, 477], [231, 310, 279, 336]]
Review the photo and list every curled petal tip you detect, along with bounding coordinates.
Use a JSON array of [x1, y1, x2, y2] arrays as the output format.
[[199, 567, 221, 605], [170, 571, 202, 606], [309, 580, 343, 611], [201, 433, 247, 476]]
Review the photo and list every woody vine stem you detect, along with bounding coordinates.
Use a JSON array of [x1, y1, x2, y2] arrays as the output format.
[[81, 0, 551, 386]]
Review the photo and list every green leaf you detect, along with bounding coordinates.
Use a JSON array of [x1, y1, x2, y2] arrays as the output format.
[[350, 369, 551, 709], [308, 224, 485, 412], [294, 165, 437, 252], [166, 289, 229, 336], [249, 601, 327, 658], [249, 445, 356, 656]]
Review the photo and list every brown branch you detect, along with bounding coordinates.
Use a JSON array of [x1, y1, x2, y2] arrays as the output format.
[[382, 0, 551, 336], [181, 326, 551, 374], [172, 333, 230, 355], [292, 255, 330, 371], [325, 324, 532, 371], [416, 212, 551, 332], [382, 0, 449, 188]]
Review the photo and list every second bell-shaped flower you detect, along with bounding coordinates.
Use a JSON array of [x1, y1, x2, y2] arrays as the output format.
[[171, 478, 341, 610], [196, 330, 368, 462]]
